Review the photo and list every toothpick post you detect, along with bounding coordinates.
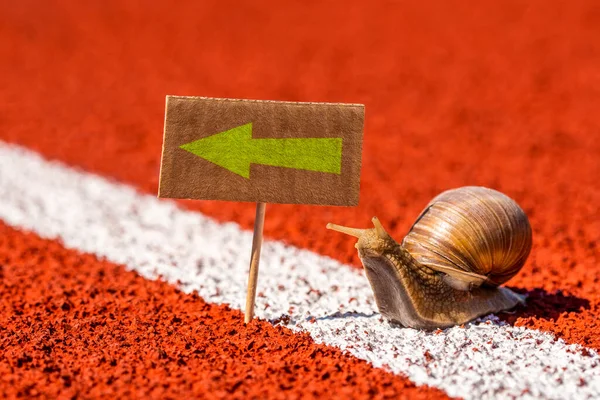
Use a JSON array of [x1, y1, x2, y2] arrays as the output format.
[[244, 202, 266, 323]]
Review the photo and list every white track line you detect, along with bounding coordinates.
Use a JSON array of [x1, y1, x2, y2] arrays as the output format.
[[0, 141, 599, 400]]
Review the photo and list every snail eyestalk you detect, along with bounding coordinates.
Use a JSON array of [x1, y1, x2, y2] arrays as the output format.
[[325, 223, 366, 238], [371, 216, 390, 240]]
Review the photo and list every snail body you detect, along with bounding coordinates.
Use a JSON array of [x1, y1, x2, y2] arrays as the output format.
[[326, 186, 532, 329]]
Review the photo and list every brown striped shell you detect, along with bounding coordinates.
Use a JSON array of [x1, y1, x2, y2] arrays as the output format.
[[402, 186, 532, 287]]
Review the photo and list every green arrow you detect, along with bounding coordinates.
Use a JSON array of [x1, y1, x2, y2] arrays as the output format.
[[179, 122, 343, 179]]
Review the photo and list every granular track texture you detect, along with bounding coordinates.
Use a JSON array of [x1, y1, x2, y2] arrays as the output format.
[[2, 0, 598, 349], [0, 223, 446, 399], [0, 0, 599, 397]]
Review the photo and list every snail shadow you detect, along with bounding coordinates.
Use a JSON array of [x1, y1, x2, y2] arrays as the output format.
[[316, 311, 379, 321], [498, 287, 590, 324], [312, 288, 589, 327]]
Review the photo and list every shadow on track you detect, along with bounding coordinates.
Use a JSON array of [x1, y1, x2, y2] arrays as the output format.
[[315, 311, 378, 321], [309, 288, 590, 327], [499, 287, 590, 324]]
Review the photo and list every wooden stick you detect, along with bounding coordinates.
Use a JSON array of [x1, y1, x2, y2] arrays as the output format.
[[244, 202, 267, 323]]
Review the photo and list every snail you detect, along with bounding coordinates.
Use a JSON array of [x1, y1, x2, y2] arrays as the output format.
[[326, 186, 532, 329]]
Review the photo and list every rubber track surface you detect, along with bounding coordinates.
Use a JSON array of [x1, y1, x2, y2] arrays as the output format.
[[0, 222, 446, 399], [0, 0, 599, 396]]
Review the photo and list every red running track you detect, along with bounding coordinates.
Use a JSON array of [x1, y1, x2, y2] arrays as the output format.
[[0, 0, 599, 397], [0, 222, 445, 399]]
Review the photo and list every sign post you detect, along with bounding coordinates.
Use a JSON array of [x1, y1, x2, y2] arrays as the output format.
[[158, 96, 364, 322], [245, 202, 266, 323]]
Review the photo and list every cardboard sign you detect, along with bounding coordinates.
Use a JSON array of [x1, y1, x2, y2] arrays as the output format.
[[158, 96, 364, 205]]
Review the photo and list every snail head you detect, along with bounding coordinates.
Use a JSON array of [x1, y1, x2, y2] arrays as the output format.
[[326, 217, 397, 258]]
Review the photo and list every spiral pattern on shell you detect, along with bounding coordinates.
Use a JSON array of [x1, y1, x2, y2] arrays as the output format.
[[402, 186, 532, 286]]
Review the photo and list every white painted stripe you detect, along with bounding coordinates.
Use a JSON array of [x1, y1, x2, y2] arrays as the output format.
[[0, 141, 598, 400]]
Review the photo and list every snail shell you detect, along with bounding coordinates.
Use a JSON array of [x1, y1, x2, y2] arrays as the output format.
[[404, 186, 532, 290], [326, 186, 532, 329]]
